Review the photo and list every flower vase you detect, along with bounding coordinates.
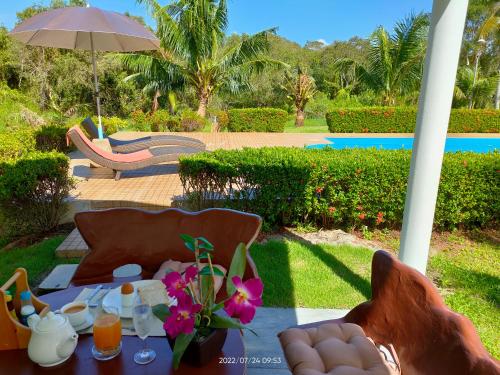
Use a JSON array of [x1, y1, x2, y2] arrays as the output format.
[[167, 328, 228, 367]]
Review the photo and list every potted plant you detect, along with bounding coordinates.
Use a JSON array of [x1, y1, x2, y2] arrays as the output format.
[[153, 235, 263, 369]]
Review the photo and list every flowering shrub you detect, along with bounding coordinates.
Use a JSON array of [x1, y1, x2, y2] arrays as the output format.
[[153, 235, 263, 369], [179, 147, 499, 230]]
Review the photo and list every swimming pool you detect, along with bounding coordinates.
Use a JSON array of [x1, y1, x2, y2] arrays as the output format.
[[306, 137, 500, 153]]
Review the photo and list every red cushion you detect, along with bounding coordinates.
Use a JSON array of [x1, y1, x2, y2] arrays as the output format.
[[68, 126, 152, 163]]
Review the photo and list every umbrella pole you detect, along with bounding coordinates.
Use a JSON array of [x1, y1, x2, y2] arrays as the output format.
[[90, 33, 103, 139]]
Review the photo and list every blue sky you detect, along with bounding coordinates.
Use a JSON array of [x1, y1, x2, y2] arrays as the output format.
[[0, 0, 433, 45]]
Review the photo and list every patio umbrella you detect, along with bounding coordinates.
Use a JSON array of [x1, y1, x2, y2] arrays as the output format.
[[9, 6, 160, 139]]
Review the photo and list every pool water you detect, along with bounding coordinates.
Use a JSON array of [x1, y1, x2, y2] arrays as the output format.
[[306, 137, 500, 153]]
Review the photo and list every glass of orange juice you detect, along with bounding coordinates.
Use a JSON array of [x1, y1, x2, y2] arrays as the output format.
[[91, 306, 122, 361]]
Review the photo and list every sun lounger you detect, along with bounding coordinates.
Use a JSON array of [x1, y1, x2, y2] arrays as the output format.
[[81, 117, 206, 153], [67, 126, 202, 180]]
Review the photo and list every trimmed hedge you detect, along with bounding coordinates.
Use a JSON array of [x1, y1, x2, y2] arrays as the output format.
[[179, 147, 499, 230], [228, 108, 287, 132], [326, 107, 500, 133], [0, 151, 74, 236], [0, 130, 36, 161]]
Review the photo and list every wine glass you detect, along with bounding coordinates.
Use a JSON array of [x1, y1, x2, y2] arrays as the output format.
[[132, 296, 156, 364]]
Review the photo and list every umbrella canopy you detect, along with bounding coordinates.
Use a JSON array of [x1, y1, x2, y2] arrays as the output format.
[[9, 6, 160, 138], [9, 6, 159, 52]]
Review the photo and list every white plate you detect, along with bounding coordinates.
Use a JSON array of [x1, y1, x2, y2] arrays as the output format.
[[102, 280, 165, 318]]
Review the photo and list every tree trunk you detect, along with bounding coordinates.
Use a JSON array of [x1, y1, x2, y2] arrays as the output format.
[[151, 90, 160, 113], [197, 93, 209, 118], [295, 108, 305, 127]]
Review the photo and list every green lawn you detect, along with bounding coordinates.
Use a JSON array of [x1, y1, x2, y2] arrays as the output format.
[[284, 117, 329, 133], [252, 240, 373, 308], [428, 238, 499, 358], [0, 236, 79, 287]]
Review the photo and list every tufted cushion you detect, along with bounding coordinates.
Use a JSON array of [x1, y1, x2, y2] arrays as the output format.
[[279, 323, 398, 375]]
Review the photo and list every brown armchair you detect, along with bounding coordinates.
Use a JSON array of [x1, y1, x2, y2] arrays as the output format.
[[279, 250, 499, 375], [71, 208, 262, 300]]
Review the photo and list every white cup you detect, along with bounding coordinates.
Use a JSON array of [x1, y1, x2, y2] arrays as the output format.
[[61, 301, 90, 327]]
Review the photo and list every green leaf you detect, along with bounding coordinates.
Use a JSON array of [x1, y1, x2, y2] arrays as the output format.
[[226, 243, 247, 296], [208, 314, 257, 336], [180, 234, 196, 252], [152, 304, 171, 322], [172, 331, 196, 369], [212, 302, 224, 312], [199, 265, 225, 276], [196, 237, 214, 250], [200, 274, 214, 307], [198, 252, 209, 259]]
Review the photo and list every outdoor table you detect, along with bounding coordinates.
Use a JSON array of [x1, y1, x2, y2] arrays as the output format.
[[0, 282, 246, 374]]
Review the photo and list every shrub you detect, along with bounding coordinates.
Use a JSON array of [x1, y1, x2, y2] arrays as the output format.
[[166, 116, 182, 132], [179, 147, 499, 231], [326, 107, 500, 133], [34, 124, 73, 153], [227, 108, 287, 132], [99, 116, 128, 135], [149, 110, 171, 132], [0, 130, 36, 161], [0, 151, 75, 236], [180, 110, 206, 132], [208, 109, 229, 131], [129, 110, 194, 132], [129, 110, 150, 132]]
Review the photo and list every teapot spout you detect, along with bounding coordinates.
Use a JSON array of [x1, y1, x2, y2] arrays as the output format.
[[56, 333, 78, 359]]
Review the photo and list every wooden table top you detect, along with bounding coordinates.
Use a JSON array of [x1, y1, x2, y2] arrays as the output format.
[[0, 283, 246, 374]]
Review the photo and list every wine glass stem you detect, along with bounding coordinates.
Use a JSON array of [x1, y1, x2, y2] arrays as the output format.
[[142, 337, 147, 353]]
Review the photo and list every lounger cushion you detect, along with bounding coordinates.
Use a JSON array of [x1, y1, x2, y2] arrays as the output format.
[[279, 323, 398, 375], [69, 126, 153, 162]]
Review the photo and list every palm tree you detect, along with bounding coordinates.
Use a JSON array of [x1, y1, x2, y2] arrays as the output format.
[[123, 0, 281, 117], [455, 66, 497, 109], [476, 2, 500, 108], [282, 66, 317, 127], [334, 13, 429, 106]]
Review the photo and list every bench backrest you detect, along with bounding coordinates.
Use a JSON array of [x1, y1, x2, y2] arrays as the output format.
[[345, 250, 499, 375], [71, 208, 262, 300]]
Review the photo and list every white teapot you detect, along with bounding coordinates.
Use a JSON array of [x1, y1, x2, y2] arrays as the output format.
[[27, 311, 79, 367]]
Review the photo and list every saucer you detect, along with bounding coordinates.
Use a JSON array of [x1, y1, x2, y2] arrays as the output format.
[[72, 314, 94, 332]]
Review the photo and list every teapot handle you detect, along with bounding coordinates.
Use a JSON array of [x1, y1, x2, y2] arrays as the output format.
[[56, 333, 78, 359]]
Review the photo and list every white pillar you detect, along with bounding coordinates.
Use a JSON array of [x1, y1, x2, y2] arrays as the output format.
[[399, 0, 469, 274]]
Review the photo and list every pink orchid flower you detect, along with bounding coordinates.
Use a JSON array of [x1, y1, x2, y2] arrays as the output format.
[[224, 276, 263, 324], [161, 265, 199, 298], [164, 294, 202, 339]]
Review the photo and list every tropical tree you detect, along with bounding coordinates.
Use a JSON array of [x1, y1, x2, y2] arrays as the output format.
[[454, 66, 497, 108], [282, 66, 317, 126], [123, 0, 282, 117], [333, 13, 429, 106]]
